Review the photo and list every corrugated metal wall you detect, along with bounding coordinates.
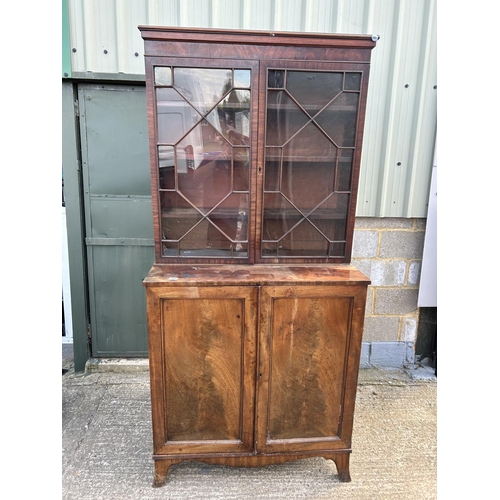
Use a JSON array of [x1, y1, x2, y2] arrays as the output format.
[[67, 0, 436, 218]]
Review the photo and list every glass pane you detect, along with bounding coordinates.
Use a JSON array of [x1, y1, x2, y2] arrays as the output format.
[[261, 241, 278, 257], [286, 71, 343, 112], [162, 242, 179, 257], [177, 121, 232, 214], [344, 72, 361, 91], [178, 219, 214, 253], [156, 87, 201, 144], [329, 242, 346, 257], [173, 67, 232, 116], [283, 122, 336, 162], [261, 69, 357, 260], [268, 70, 285, 88], [157, 65, 252, 260], [266, 91, 309, 146], [265, 147, 281, 191], [177, 218, 247, 257], [208, 90, 251, 145], [154, 66, 172, 86], [315, 92, 359, 147], [278, 221, 329, 257], [234, 69, 251, 88], [209, 193, 249, 242], [337, 149, 353, 191], [262, 193, 302, 241], [308, 194, 349, 241], [160, 191, 202, 242], [232, 243, 248, 257], [158, 146, 175, 189], [281, 159, 335, 211], [233, 148, 250, 191]]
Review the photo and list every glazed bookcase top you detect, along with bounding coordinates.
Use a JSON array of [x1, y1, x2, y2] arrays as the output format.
[[140, 26, 377, 264]]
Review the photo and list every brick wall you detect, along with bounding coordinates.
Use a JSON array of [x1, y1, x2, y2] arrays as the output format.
[[352, 217, 426, 368]]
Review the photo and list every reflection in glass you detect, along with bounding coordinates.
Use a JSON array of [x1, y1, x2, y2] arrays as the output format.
[[172, 210, 249, 257], [155, 67, 251, 258], [158, 146, 175, 189], [157, 87, 201, 144], [173, 67, 232, 115], [176, 121, 232, 214], [210, 193, 249, 243], [161, 189, 249, 257], [234, 69, 251, 88], [261, 241, 278, 256], [157, 66, 251, 259], [207, 90, 251, 146], [155, 66, 172, 86]]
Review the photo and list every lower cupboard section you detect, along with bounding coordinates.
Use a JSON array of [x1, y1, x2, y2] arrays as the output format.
[[143, 265, 369, 486]]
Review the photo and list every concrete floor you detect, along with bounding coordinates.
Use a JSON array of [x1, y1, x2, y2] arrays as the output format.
[[62, 344, 437, 499]]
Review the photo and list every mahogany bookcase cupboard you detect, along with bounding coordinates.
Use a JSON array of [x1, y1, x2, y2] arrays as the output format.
[[139, 26, 377, 486]]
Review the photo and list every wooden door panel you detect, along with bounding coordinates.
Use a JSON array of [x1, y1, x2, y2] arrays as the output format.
[[268, 296, 349, 440], [257, 285, 364, 453], [164, 297, 244, 441], [147, 286, 257, 455]]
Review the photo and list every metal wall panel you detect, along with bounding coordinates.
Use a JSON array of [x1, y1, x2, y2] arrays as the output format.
[[78, 83, 153, 356], [88, 244, 152, 355], [67, 0, 437, 218]]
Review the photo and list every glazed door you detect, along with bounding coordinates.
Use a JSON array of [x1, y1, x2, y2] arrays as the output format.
[[256, 285, 367, 453], [145, 57, 259, 263], [146, 286, 258, 455], [256, 61, 371, 264]]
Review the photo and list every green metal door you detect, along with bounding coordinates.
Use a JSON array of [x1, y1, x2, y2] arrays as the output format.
[[78, 84, 153, 356]]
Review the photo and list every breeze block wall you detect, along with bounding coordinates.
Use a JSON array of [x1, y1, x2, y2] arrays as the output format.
[[352, 217, 426, 368]]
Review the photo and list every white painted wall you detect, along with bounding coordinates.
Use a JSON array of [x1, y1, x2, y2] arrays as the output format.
[[62, 207, 73, 342], [418, 140, 437, 307]]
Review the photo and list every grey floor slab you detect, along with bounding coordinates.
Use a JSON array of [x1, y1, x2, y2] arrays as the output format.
[[62, 361, 436, 500]]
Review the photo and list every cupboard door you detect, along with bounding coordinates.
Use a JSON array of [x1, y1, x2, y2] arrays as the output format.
[[256, 285, 366, 453], [146, 286, 258, 455]]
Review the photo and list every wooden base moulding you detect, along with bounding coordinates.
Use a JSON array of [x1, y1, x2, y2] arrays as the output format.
[[152, 452, 352, 487]]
